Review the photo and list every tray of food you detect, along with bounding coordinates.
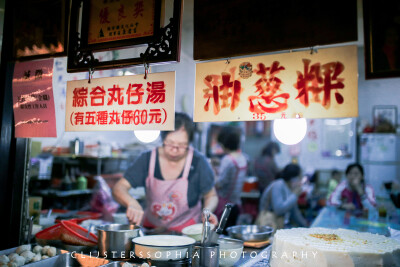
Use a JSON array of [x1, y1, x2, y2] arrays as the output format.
[[0, 244, 59, 267]]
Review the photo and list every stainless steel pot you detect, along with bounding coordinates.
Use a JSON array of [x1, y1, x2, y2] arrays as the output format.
[[97, 224, 142, 259]]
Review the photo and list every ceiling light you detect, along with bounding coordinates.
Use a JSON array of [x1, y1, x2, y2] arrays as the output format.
[[134, 130, 160, 143], [273, 118, 307, 145]]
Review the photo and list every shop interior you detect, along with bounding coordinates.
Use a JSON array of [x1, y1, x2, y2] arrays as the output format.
[[0, 0, 400, 266]]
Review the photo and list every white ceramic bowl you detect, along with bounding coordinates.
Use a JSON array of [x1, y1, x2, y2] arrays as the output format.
[[181, 223, 215, 241], [132, 235, 196, 261], [218, 237, 244, 266]]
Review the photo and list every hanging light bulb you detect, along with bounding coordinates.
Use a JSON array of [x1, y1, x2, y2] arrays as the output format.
[[134, 130, 160, 143], [273, 117, 307, 145]]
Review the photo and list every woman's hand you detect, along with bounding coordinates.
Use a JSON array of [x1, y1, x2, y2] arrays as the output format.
[[126, 205, 144, 225], [201, 211, 219, 227], [208, 212, 218, 227]]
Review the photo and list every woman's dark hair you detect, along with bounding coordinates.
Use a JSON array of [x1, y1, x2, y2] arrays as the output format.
[[160, 112, 195, 142], [261, 142, 280, 157], [217, 125, 242, 151], [345, 163, 364, 176], [280, 163, 301, 182]]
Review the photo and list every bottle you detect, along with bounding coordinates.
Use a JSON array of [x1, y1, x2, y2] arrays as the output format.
[[77, 175, 87, 190], [62, 169, 72, 190]]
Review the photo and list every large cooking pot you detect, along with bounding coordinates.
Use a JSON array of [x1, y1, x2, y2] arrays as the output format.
[[132, 235, 196, 261], [97, 224, 142, 259]]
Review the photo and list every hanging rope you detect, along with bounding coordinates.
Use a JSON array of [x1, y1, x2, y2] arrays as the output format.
[[88, 68, 95, 84], [310, 46, 318, 55], [144, 62, 149, 79]]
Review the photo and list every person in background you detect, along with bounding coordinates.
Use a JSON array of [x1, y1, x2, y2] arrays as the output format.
[[328, 163, 376, 211], [254, 141, 281, 193], [112, 112, 218, 232], [258, 163, 308, 229], [215, 125, 247, 229], [327, 169, 342, 199]]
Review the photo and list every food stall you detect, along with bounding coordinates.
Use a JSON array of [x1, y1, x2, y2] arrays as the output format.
[[1, 0, 400, 266]]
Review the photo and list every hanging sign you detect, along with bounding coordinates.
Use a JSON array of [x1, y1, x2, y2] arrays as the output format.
[[194, 45, 358, 122], [65, 72, 175, 131], [87, 0, 157, 45], [12, 59, 57, 137]]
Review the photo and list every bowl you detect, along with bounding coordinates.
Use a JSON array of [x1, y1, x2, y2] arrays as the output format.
[[218, 237, 244, 266], [181, 223, 215, 241], [226, 225, 273, 242]]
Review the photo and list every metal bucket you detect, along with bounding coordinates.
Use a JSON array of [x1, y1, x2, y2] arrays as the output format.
[[96, 224, 142, 259]]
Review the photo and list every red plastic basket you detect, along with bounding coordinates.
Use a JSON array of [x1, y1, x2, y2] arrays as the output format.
[[60, 220, 98, 246], [36, 223, 62, 240], [35, 223, 63, 246]]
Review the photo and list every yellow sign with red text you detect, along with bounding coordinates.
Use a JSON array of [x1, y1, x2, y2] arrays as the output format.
[[194, 46, 358, 122], [65, 72, 175, 131], [88, 0, 155, 44]]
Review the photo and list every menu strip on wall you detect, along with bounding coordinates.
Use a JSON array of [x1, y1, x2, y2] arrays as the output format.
[[12, 59, 57, 137]]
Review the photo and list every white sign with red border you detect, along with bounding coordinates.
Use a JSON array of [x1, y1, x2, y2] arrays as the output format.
[[66, 72, 175, 131]]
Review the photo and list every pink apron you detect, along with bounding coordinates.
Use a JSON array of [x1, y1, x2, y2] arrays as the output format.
[[142, 147, 201, 232]]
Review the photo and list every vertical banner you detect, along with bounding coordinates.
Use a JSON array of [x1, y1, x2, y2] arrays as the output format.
[[12, 59, 57, 137], [194, 46, 358, 122], [65, 72, 175, 131]]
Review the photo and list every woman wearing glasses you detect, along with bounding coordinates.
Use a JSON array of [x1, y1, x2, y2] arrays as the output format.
[[112, 112, 218, 232]]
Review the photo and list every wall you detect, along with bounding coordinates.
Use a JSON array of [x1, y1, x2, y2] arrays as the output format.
[[33, 0, 400, 174], [270, 0, 400, 176]]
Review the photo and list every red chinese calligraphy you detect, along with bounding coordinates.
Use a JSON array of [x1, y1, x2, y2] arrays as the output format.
[[294, 59, 345, 109], [99, 7, 111, 24], [72, 87, 88, 107], [203, 68, 242, 115], [74, 112, 84, 125], [149, 109, 162, 123], [121, 110, 134, 124], [248, 62, 289, 114], [108, 85, 124, 105], [90, 86, 106, 106], [133, 1, 144, 18], [146, 81, 165, 104], [118, 4, 127, 21], [109, 111, 121, 124], [71, 108, 166, 127], [85, 111, 96, 125], [97, 111, 108, 125], [127, 83, 144, 104]]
